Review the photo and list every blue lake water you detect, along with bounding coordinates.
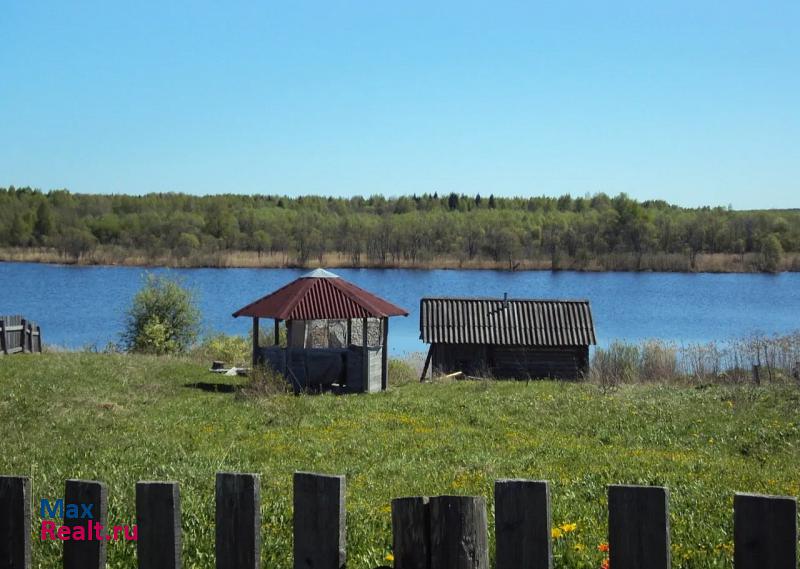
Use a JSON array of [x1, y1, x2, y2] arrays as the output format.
[[1, 262, 798, 356]]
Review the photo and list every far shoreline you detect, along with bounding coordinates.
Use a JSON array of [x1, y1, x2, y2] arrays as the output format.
[[1, 247, 798, 274]]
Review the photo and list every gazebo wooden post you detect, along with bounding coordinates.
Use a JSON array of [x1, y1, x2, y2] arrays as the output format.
[[381, 317, 389, 390], [286, 320, 294, 389], [362, 317, 369, 393], [346, 319, 352, 346], [274, 319, 280, 345], [252, 317, 259, 367]]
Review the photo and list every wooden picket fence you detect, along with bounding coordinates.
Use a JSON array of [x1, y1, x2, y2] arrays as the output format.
[[0, 472, 797, 569], [0, 316, 42, 355]]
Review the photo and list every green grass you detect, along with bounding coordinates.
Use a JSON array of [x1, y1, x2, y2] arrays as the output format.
[[2, 353, 799, 569]]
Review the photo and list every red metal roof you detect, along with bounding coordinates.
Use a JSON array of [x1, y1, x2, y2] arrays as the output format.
[[232, 270, 409, 320]]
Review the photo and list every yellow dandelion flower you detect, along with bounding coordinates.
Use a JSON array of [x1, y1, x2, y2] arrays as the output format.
[[560, 522, 577, 533], [385, 553, 394, 562], [551, 528, 563, 539], [574, 543, 586, 552]]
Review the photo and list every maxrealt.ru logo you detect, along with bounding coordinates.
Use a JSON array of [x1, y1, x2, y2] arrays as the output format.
[[39, 499, 137, 541]]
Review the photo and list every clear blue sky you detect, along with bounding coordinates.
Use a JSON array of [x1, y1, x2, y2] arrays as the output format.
[[1, 1, 798, 209]]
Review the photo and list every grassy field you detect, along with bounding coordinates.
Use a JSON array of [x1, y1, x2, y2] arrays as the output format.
[[1, 354, 799, 569]]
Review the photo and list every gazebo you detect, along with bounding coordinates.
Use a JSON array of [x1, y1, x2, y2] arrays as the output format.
[[232, 269, 408, 393]]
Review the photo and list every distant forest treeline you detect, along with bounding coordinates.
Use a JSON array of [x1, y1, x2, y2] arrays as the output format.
[[1, 186, 798, 272]]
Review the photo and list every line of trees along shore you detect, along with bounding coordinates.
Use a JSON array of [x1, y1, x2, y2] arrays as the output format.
[[1, 186, 797, 272]]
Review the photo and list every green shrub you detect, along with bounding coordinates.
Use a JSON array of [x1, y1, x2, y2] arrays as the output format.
[[136, 316, 178, 354], [640, 340, 678, 381], [122, 274, 201, 354], [388, 358, 418, 386], [589, 341, 639, 388], [193, 333, 250, 366], [241, 365, 293, 398]]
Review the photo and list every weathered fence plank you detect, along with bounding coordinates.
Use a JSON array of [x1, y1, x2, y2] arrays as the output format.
[[63, 479, 108, 569], [495, 480, 552, 569], [215, 473, 260, 569], [19, 320, 27, 354], [429, 496, 489, 569], [0, 476, 31, 569], [293, 471, 346, 569], [1, 469, 799, 568], [0, 316, 41, 355], [608, 484, 670, 569], [391, 496, 430, 569], [136, 482, 181, 569], [734, 493, 797, 569]]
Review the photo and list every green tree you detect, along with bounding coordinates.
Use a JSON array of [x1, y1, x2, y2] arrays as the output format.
[[447, 192, 459, 210], [2, 186, 800, 272], [122, 274, 201, 354], [9, 213, 32, 246], [760, 234, 783, 273], [176, 232, 201, 257], [60, 227, 97, 259], [34, 201, 55, 242], [252, 230, 271, 258]]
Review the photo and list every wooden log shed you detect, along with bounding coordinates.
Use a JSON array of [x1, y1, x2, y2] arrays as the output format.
[[232, 269, 408, 393], [419, 296, 597, 380]]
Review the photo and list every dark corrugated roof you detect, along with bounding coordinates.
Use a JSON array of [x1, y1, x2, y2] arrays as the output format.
[[420, 297, 596, 346], [233, 270, 409, 320]]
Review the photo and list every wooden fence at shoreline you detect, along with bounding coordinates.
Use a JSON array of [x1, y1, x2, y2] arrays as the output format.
[[0, 316, 42, 355], [0, 472, 797, 569]]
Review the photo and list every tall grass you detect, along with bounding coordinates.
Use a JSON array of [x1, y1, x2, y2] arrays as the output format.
[[589, 331, 800, 387], [3, 246, 799, 273]]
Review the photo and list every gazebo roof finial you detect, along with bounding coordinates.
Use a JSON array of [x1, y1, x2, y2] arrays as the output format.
[[301, 268, 340, 279]]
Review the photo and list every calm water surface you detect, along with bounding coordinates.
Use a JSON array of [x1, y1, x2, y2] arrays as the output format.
[[1, 262, 798, 356]]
